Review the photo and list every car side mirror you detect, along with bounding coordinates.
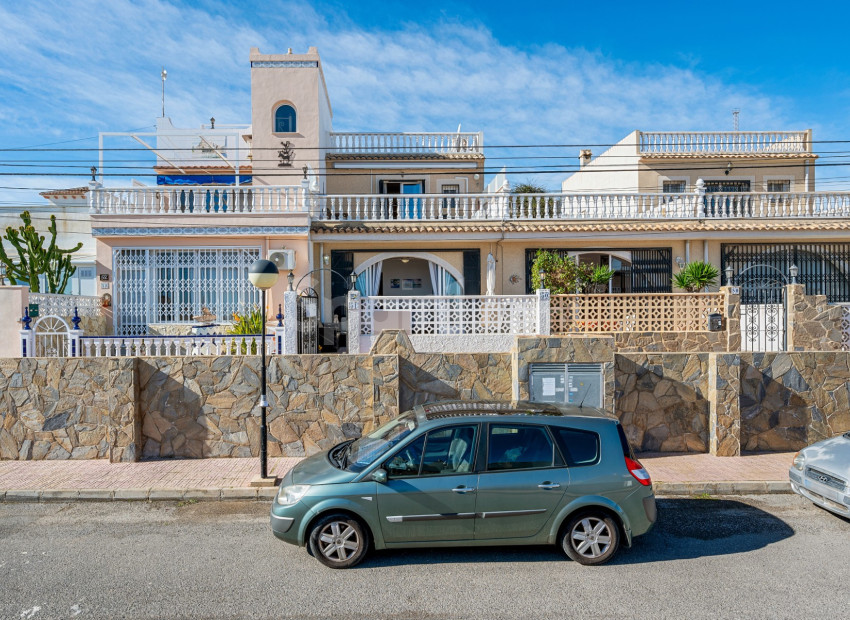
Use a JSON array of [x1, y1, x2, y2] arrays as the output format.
[[371, 469, 387, 484]]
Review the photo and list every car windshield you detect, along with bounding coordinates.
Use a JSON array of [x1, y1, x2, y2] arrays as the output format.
[[345, 412, 419, 473]]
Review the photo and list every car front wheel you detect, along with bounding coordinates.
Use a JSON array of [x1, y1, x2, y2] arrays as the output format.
[[308, 514, 370, 569], [561, 512, 620, 566]]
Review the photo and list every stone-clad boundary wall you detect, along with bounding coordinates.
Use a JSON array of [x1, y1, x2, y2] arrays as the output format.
[[3, 339, 850, 462]]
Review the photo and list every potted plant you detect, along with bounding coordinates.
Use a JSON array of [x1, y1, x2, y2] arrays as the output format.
[[672, 261, 719, 292]]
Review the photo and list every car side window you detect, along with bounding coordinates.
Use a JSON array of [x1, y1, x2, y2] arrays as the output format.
[[551, 427, 600, 467], [385, 435, 425, 478], [420, 425, 478, 476], [487, 424, 557, 471]]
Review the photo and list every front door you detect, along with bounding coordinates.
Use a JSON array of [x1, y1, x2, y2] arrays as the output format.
[[376, 424, 479, 543], [474, 423, 570, 540]]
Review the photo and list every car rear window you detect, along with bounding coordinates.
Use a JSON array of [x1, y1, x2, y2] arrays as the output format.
[[551, 427, 600, 467], [616, 422, 637, 459]]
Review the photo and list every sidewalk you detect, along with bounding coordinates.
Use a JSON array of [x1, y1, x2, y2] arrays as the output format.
[[0, 452, 794, 501]]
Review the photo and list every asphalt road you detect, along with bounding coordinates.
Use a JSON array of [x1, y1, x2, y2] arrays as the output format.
[[1, 495, 848, 619]]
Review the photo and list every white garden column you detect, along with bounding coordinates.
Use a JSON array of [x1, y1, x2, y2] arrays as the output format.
[[19, 328, 35, 358], [536, 289, 551, 336], [347, 290, 361, 354], [282, 289, 298, 354]]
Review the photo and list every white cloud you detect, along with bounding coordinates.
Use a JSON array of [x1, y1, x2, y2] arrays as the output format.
[[0, 0, 804, 197]]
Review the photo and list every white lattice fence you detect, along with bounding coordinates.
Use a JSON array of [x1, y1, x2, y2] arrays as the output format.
[[29, 293, 102, 317], [550, 293, 726, 334], [361, 296, 538, 335]]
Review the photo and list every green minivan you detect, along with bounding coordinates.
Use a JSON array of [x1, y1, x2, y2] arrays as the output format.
[[270, 400, 656, 568]]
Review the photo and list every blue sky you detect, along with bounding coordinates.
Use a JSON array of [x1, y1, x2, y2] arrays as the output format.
[[2, 0, 850, 205]]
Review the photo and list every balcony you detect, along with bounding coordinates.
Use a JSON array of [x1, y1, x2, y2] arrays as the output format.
[[637, 131, 812, 155], [312, 191, 850, 221], [90, 187, 850, 221], [89, 185, 306, 215], [328, 131, 483, 156]]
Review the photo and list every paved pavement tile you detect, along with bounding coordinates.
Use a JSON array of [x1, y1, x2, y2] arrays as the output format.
[[0, 453, 794, 499]]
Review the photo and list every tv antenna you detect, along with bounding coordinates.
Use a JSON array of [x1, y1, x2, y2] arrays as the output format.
[[732, 108, 740, 131], [161, 68, 167, 118]]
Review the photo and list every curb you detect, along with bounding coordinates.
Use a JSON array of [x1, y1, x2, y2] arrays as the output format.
[[1, 482, 791, 503], [654, 481, 791, 496]]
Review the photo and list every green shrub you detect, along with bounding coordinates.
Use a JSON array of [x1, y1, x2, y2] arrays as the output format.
[[672, 261, 719, 292]]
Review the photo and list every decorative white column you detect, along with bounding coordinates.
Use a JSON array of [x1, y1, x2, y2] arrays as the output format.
[[347, 290, 361, 354], [536, 289, 550, 336], [694, 178, 706, 218], [19, 329, 34, 358], [282, 290, 298, 354]]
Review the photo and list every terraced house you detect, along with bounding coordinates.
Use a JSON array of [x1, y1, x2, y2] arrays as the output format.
[[80, 46, 850, 355]]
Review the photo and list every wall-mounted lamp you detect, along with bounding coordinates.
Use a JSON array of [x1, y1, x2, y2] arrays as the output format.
[[789, 264, 799, 284], [675, 256, 686, 269], [350, 271, 358, 290], [287, 270, 295, 291], [725, 162, 732, 176], [724, 265, 735, 284], [322, 254, 330, 266], [539, 270, 546, 288]]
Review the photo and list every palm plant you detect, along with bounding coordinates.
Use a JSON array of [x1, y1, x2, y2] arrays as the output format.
[[227, 306, 263, 354], [672, 261, 719, 292]]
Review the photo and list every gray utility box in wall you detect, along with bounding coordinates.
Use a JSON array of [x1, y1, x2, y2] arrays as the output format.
[[529, 363, 603, 409]]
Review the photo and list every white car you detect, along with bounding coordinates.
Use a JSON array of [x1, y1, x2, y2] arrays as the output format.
[[789, 432, 850, 518]]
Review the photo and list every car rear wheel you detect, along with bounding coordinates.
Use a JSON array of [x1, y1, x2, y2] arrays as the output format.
[[308, 514, 370, 569], [561, 512, 620, 566]]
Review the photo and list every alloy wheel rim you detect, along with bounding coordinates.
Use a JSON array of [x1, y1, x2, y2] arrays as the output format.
[[318, 521, 360, 562], [569, 517, 612, 558]]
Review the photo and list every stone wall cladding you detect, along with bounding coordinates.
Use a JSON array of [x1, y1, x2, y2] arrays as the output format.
[[786, 285, 845, 351], [0, 358, 138, 462], [615, 354, 709, 452], [709, 354, 741, 456], [613, 332, 728, 353], [740, 352, 850, 451], [138, 355, 398, 459]]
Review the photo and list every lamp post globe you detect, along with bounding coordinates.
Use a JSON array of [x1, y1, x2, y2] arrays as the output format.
[[249, 259, 280, 290], [248, 258, 279, 483]]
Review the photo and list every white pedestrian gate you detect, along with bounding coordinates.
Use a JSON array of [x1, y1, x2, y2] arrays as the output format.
[[33, 315, 71, 357]]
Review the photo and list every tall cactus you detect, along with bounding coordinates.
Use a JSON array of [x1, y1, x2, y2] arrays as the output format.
[[0, 211, 83, 293]]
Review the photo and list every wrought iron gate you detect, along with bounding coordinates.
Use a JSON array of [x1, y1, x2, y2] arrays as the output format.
[[736, 266, 787, 351], [297, 288, 319, 354], [33, 315, 71, 357]]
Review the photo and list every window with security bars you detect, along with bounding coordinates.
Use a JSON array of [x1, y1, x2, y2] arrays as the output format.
[[662, 181, 686, 193], [721, 243, 850, 303], [114, 247, 261, 335], [766, 180, 791, 192]]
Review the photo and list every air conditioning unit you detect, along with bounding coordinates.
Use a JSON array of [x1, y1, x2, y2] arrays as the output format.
[[268, 249, 296, 271]]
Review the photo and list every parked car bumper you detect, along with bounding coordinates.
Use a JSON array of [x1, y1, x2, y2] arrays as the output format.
[[789, 467, 850, 518]]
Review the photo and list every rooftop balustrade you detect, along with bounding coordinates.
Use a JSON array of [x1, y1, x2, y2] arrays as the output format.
[[329, 131, 483, 155], [637, 131, 811, 155]]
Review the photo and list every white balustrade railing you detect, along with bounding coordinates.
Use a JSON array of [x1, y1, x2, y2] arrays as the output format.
[[329, 132, 483, 155], [315, 191, 850, 221], [90, 185, 306, 215], [361, 295, 538, 336], [79, 334, 274, 357], [638, 131, 810, 154], [29, 293, 102, 317]]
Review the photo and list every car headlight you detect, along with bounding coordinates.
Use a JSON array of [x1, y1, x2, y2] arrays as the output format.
[[276, 484, 311, 506], [792, 452, 805, 471]]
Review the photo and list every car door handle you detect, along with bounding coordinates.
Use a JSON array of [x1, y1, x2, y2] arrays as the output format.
[[537, 483, 561, 490], [452, 486, 476, 494]]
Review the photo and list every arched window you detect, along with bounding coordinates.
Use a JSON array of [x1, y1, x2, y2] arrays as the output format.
[[274, 104, 296, 133]]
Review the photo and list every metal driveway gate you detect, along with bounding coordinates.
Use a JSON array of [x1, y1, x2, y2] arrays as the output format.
[[298, 288, 319, 354]]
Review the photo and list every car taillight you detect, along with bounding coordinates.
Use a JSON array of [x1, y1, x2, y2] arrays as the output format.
[[626, 457, 652, 486]]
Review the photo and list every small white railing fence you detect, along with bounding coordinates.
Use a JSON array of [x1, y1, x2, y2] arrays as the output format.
[[638, 131, 810, 155], [28, 293, 102, 317], [360, 295, 539, 336], [90, 185, 305, 215], [551, 293, 726, 334], [78, 334, 276, 357], [329, 131, 483, 155]]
